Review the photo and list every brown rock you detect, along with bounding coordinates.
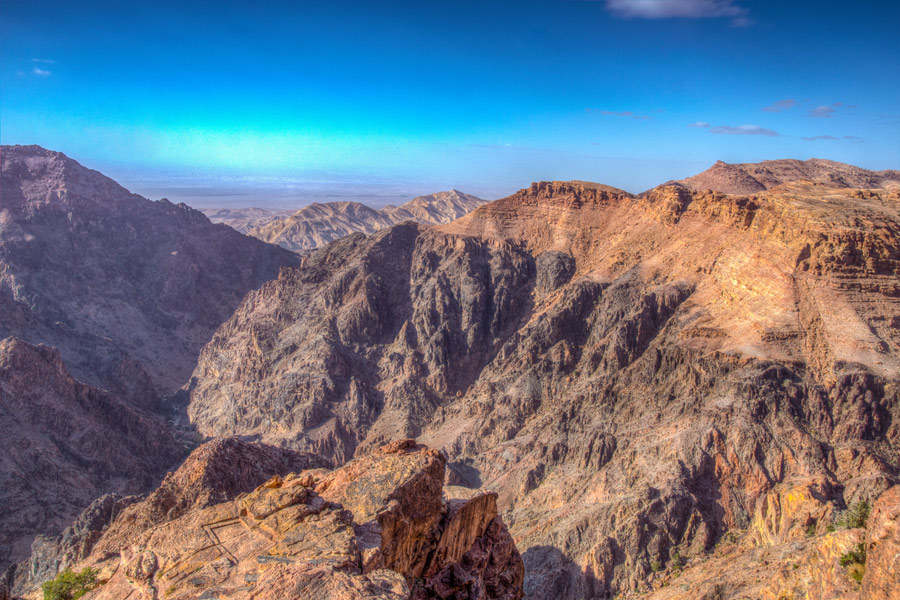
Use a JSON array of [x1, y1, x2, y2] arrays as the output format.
[[14, 440, 522, 600], [861, 485, 900, 600], [185, 169, 899, 598]]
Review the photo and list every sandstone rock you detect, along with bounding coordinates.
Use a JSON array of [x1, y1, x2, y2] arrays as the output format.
[[16, 440, 523, 600], [861, 485, 900, 600]]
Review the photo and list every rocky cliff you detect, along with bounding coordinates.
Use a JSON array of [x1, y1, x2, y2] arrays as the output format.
[[0, 145, 300, 575], [0, 337, 182, 573], [9, 439, 524, 600], [186, 171, 900, 597], [0, 144, 301, 400], [247, 190, 485, 252]]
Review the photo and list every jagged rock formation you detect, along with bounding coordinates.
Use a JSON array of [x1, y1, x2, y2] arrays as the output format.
[[5, 437, 327, 598], [11, 439, 523, 600], [201, 207, 294, 234], [0, 144, 301, 400], [672, 158, 900, 195], [0, 337, 182, 572], [187, 171, 900, 598], [248, 190, 485, 252]]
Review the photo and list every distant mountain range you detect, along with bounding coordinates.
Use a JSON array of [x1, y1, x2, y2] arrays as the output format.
[[204, 190, 486, 253]]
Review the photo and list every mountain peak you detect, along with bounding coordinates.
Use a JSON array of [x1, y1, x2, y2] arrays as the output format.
[[675, 157, 900, 194]]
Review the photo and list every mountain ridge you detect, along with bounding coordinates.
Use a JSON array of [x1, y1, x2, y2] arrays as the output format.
[[247, 189, 486, 252]]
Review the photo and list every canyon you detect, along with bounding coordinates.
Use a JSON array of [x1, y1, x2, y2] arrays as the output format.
[[1, 148, 898, 599]]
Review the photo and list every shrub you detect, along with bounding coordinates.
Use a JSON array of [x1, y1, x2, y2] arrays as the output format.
[[839, 543, 867, 583], [42, 567, 98, 600], [650, 559, 662, 572], [839, 543, 866, 567], [834, 501, 870, 529], [670, 550, 685, 571]]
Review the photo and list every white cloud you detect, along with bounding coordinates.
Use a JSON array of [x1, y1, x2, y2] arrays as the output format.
[[801, 135, 839, 141], [762, 98, 797, 113], [688, 121, 710, 128], [708, 124, 779, 136], [809, 105, 836, 118], [31, 58, 55, 64], [605, 0, 750, 25], [31, 67, 51, 76]]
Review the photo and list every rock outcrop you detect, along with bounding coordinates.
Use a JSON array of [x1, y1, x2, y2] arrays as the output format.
[[861, 485, 900, 600], [12, 439, 523, 600], [187, 173, 900, 597], [247, 190, 485, 252]]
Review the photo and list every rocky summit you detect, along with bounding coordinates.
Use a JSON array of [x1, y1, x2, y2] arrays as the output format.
[[0, 145, 301, 400], [2, 152, 899, 600]]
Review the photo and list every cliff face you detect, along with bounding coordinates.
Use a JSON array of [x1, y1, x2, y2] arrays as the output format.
[[187, 176, 899, 597], [0, 337, 183, 571], [0, 145, 300, 400], [14, 439, 523, 600]]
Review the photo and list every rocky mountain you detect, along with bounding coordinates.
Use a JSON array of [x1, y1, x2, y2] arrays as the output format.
[[247, 189, 485, 252], [0, 337, 182, 572], [672, 158, 900, 195], [0, 145, 301, 577], [0, 144, 301, 401], [200, 207, 294, 233], [381, 189, 486, 224], [8, 438, 524, 600], [184, 169, 899, 598]]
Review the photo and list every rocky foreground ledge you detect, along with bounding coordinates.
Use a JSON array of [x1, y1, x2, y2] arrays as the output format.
[[6, 438, 523, 600]]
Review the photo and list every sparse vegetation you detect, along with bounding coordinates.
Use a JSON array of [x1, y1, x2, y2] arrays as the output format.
[[839, 542, 867, 583], [834, 501, 870, 529], [650, 559, 662, 572], [42, 567, 98, 600], [805, 522, 817, 537], [670, 549, 685, 571]]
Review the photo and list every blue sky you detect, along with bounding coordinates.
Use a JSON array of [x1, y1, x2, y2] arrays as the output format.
[[2, 0, 898, 203]]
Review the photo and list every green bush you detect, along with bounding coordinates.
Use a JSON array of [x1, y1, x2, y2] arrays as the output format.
[[834, 501, 870, 529], [42, 567, 98, 600], [839, 542, 867, 583], [650, 559, 662, 572], [839, 543, 866, 567], [670, 550, 685, 571]]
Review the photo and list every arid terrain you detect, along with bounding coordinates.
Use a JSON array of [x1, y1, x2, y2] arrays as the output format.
[[1, 148, 898, 600], [246, 190, 486, 253]]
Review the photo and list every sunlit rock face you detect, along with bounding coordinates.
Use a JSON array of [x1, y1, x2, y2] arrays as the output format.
[[186, 165, 900, 597], [12, 439, 523, 600]]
